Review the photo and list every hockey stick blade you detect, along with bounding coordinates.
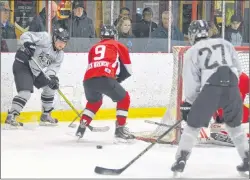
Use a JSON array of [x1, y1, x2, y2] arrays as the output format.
[[94, 120, 183, 175], [69, 123, 109, 132], [94, 166, 124, 175], [88, 125, 110, 132], [144, 120, 182, 129], [144, 120, 172, 127]]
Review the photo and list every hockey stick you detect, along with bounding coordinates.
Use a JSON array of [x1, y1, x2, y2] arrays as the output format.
[[68, 109, 84, 128], [31, 57, 109, 132], [94, 119, 183, 175], [144, 120, 182, 129]]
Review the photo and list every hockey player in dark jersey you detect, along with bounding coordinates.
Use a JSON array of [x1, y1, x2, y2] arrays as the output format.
[[171, 20, 249, 177], [5, 28, 70, 128]]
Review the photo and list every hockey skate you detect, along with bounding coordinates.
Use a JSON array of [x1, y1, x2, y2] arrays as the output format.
[[237, 151, 249, 177], [75, 121, 87, 140], [39, 108, 58, 126], [4, 111, 23, 129], [171, 151, 190, 178], [114, 122, 135, 143]]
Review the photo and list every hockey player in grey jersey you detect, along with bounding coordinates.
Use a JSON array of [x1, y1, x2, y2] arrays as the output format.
[[171, 20, 249, 177], [5, 28, 70, 128]]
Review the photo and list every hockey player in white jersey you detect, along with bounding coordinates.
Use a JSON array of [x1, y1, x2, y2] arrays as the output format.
[[171, 20, 249, 176], [5, 28, 70, 128]]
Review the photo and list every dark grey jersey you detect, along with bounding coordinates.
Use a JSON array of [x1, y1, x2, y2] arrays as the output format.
[[19, 31, 64, 77], [183, 38, 242, 104]]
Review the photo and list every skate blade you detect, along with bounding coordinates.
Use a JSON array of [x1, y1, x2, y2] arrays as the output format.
[[238, 171, 249, 178], [39, 121, 58, 127], [2, 124, 19, 130], [113, 137, 135, 144], [173, 171, 182, 178]]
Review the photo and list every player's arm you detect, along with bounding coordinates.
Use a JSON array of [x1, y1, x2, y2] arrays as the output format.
[[20, 31, 50, 46], [229, 43, 242, 76], [183, 49, 201, 104], [116, 43, 132, 83], [181, 49, 201, 121], [19, 31, 50, 58]]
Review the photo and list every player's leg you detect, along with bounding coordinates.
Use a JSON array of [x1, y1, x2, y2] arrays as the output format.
[[100, 77, 134, 141], [5, 60, 34, 128], [33, 72, 58, 126], [171, 85, 220, 174], [222, 86, 249, 174], [40, 86, 58, 126], [75, 79, 103, 138]]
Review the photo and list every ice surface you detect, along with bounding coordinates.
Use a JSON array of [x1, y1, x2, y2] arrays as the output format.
[[1, 119, 247, 178]]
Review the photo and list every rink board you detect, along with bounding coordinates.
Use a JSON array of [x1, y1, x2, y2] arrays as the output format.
[[1, 53, 174, 123], [1, 52, 248, 123]]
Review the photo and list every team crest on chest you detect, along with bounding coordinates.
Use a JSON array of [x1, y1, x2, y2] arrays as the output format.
[[38, 51, 54, 67]]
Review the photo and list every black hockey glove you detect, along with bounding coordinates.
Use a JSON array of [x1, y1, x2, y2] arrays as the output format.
[[180, 101, 192, 121], [48, 75, 59, 90], [23, 42, 36, 58]]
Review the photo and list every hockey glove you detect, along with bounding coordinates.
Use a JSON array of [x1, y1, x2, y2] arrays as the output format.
[[23, 42, 36, 58], [48, 75, 59, 90], [180, 101, 192, 121]]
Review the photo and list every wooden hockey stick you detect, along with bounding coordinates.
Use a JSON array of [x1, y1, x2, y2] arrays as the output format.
[[31, 57, 110, 132], [94, 119, 183, 175]]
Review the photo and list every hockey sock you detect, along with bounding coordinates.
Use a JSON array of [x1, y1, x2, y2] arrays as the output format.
[[226, 125, 249, 160], [10, 90, 31, 115], [175, 125, 200, 160], [81, 100, 103, 125], [41, 88, 55, 114], [116, 92, 130, 126]]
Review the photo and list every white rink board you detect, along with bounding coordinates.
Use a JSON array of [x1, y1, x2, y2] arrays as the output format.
[[1, 53, 174, 112]]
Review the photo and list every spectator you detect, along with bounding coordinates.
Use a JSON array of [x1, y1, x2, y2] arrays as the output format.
[[133, 7, 157, 38], [1, 39, 9, 52], [151, 11, 184, 41], [208, 21, 220, 38], [1, 1, 16, 39], [29, 1, 58, 32], [113, 7, 130, 26], [117, 17, 135, 38], [70, 1, 95, 38], [225, 14, 243, 46]]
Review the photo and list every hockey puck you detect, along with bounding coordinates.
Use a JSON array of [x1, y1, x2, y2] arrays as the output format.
[[96, 145, 102, 149]]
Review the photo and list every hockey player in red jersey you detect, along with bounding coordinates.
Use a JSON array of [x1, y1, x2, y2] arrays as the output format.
[[75, 25, 135, 142], [214, 72, 249, 124]]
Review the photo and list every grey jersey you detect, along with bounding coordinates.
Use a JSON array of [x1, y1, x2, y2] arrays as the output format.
[[183, 38, 242, 104], [19, 31, 64, 77]]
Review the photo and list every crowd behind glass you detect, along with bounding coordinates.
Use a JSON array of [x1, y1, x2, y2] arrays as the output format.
[[1, 0, 249, 53]]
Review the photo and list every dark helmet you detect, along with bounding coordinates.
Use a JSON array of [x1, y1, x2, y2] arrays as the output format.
[[53, 28, 70, 43], [100, 24, 117, 39], [188, 20, 209, 45]]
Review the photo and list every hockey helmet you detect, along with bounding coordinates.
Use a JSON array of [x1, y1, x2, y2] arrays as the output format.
[[53, 28, 70, 43], [188, 20, 209, 45], [100, 25, 117, 39]]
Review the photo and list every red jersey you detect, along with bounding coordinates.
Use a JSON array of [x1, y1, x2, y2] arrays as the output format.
[[213, 72, 249, 123], [84, 39, 132, 81]]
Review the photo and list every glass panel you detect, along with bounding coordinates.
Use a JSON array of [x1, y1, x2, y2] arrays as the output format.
[[242, 1, 249, 44], [3, 0, 247, 53]]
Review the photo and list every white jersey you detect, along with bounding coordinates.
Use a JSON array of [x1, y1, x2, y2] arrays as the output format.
[[19, 31, 64, 77], [183, 38, 242, 104]]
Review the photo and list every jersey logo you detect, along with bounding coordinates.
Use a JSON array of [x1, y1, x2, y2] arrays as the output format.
[[38, 51, 54, 67]]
